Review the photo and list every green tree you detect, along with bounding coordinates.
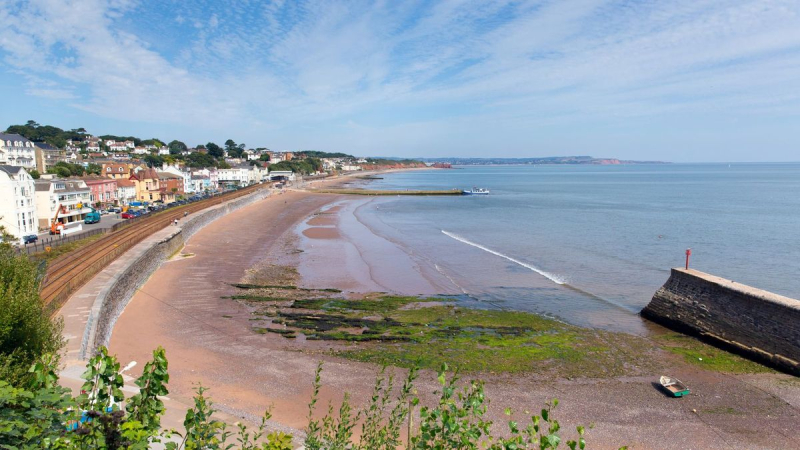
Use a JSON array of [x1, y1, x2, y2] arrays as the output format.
[[86, 163, 102, 175], [168, 140, 187, 155], [206, 142, 224, 159], [0, 244, 64, 387], [186, 152, 216, 168], [259, 153, 271, 162], [29, 169, 41, 179], [144, 154, 164, 168]]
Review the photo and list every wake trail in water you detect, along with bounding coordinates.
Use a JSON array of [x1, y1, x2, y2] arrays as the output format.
[[441, 230, 638, 314], [441, 230, 566, 285]]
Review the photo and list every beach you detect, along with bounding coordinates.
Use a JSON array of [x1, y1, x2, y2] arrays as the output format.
[[107, 171, 800, 449]]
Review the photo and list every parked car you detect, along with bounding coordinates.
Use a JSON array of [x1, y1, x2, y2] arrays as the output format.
[[110, 207, 122, 213], [121, 212, 135, 219], [23, 234, 38, 244]]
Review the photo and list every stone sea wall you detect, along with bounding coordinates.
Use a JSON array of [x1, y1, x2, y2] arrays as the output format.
[[642, 268, 800, 375], [81, 188, 271, 359]]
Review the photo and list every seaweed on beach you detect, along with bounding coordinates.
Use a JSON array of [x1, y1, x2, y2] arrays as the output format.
[[230, 283, 342, 293]]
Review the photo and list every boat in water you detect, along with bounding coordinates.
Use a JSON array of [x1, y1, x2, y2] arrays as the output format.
[[462, 187, 490, 195]]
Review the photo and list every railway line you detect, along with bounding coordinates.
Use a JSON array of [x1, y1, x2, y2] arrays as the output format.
[[40, 183, 267, 314]]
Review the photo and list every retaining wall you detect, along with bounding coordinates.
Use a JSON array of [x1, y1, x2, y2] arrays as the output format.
[[81, 188, 272, 359], [642, 268, 800, 375]]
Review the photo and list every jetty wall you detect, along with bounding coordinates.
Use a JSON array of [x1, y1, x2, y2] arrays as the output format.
[[642, 268, 800, 374], [81, 188, 272, 359]]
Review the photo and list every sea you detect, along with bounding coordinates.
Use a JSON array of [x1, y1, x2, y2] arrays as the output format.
[[350, 163, 800, 335]]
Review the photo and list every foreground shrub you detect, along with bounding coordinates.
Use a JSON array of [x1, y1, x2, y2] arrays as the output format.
[[0, 347, 620, 449], [0, 243, 63, 387]]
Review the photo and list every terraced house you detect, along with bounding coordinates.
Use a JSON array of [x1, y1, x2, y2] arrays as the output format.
[[0, 133, 37, 169], [34, 178, 92, 229], [0, 165, 37, 243]]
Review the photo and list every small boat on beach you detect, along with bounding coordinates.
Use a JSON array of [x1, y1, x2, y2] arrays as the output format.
[[462, 187, 490, 195], [660, 375, 690, 397]]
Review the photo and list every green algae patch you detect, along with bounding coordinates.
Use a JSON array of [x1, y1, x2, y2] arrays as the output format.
[[241, 293, 657, 376], [654, 332, 774, 374]]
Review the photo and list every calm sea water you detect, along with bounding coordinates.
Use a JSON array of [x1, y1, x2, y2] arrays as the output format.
[[353, 164, 800, 334]]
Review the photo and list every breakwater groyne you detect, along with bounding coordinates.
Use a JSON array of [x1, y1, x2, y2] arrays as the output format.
[[642, 268, 800, 375]]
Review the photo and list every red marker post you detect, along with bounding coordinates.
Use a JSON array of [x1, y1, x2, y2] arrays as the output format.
[[685, 248, 692, 269]]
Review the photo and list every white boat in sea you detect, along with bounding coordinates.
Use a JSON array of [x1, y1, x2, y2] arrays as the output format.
[[462, 187, 490, 195]]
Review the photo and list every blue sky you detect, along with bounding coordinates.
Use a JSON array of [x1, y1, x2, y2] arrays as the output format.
[[1, 0, 799, 162]]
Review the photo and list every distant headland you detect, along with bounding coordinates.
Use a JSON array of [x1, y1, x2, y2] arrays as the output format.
[[415, 156, 669, 165]]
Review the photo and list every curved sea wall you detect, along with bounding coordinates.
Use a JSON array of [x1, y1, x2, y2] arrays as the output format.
[[80, 188, 272, 359], [642, 268, 800, 375]]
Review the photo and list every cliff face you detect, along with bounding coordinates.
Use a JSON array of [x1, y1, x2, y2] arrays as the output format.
[[642, 268, 800, 374]]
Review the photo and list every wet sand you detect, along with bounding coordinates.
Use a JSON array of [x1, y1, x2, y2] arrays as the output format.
[[108, 179, 800, 449]]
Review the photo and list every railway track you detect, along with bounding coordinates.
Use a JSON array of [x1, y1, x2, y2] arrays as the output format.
[[40, 183, 266, 314]]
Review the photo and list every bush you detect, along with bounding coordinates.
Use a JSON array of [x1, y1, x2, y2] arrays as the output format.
[[0, 348, 622, 449], [0, 244, 63, 387]]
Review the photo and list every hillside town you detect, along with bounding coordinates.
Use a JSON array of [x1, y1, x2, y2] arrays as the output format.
[[0, 121, 419, 245]]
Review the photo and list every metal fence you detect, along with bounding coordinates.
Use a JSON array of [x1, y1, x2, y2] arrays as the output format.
[[14, 228, 108, 256]]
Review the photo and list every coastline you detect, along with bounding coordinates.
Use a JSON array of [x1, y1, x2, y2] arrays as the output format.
[[104, 169, 800, 449]]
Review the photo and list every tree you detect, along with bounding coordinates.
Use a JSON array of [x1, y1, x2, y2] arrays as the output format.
[[168, 140, 187, 155], [29, 170, 41, 179], [206, 142, 224, 159], [86, 163, 102, 175], [143, 154, 164, 168], [46, 162, 86, 178], [186, 152, 216, 168], [259, 153, 271, 162], [0, 244, 64, 387]]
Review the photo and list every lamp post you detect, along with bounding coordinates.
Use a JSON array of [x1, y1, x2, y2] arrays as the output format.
[[685, 248, 692, 269]]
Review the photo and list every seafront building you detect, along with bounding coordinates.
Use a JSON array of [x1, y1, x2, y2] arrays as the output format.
[[0, 133, 37, 169], [115, 179, 137, 206], [34, 178, 92, 229], [81, 176, 118, 208], [0, 165, 37, 242], [102, 163, 133, 179]]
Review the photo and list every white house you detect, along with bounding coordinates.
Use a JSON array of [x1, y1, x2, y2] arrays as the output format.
[[0, 165, 37, 242], [0, 133, 37, 169], [217, 165, 251, 186], [157, 147, 170, 156], [161, 164, 193, 193], [34, 178, 92, 229], [268, 170, 296, 182], [341, 164, 362, 171], [115, 179, 137, 206]]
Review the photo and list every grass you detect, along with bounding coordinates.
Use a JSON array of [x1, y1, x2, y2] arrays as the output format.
[[32, 232, 106, 262], [654, 332, 774, 374]]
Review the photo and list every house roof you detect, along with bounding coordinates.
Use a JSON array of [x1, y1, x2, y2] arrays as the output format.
[[81, 176, 117, 185], [130, 168, 159, 180], [0, 164, 25, 176], [116, 179, 136, 188], [35, 179, 90, 193], [157, 172, 182, 179], [34, 142, 58, 151], [0, 133, 32, 144]]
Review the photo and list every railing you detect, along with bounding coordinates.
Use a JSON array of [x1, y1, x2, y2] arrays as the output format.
[[14, 228, 107, 256]]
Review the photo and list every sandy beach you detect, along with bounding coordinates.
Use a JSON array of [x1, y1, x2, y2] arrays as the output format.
[[107, 172, 800, 449]]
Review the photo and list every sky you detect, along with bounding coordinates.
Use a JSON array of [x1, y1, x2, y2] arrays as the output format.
[[0, 0, 799, 162]]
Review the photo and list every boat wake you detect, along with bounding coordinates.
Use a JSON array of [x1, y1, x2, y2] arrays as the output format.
[[441, 230, 566, 285], [441, 230, 637, 314]]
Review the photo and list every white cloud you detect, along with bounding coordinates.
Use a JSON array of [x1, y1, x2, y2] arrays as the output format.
[[0, 0, 798, 159]]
